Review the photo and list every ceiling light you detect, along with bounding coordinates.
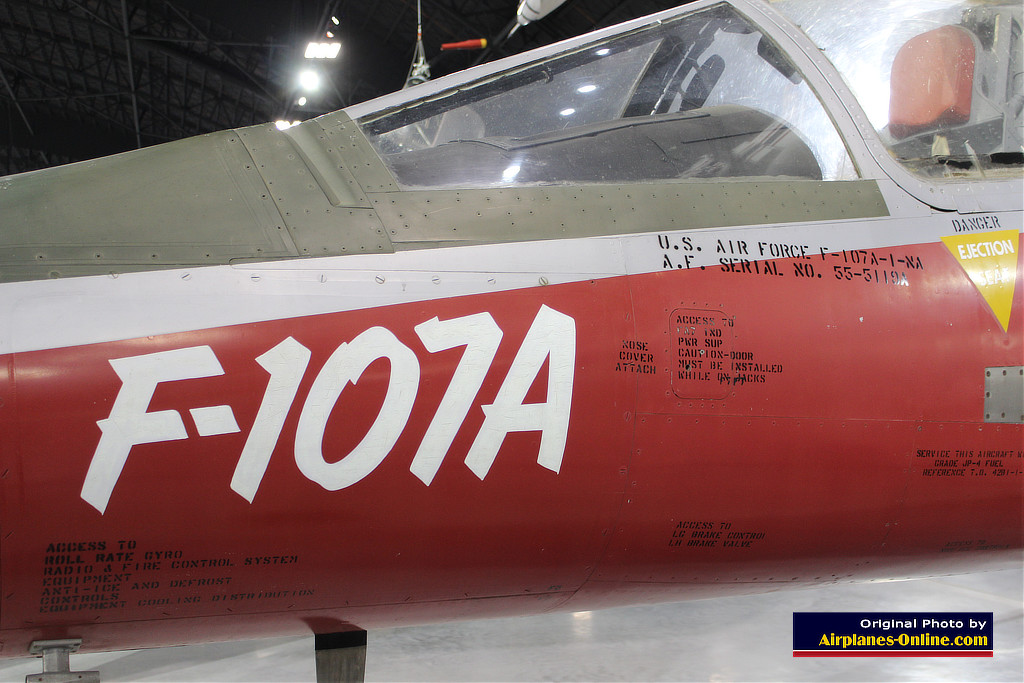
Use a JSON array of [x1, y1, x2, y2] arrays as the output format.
[[305, 41, 341, 59], [275, 120, 302, 130], [326, 30, 334, 38], [331, 16, 340, 25], [297, 96, 307, 106], [298, 70, 321, 91]]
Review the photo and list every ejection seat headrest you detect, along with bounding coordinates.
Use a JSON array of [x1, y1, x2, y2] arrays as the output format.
[[888, 25, 976, 139]]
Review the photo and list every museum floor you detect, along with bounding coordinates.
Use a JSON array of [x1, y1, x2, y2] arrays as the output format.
[[1, 567, 1020, 682]]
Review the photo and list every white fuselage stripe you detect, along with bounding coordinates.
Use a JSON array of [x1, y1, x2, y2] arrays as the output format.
[[2, 211, 1018, 355]]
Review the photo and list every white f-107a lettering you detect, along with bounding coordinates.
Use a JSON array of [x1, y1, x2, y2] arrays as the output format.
[[81, 305, 576, 514]]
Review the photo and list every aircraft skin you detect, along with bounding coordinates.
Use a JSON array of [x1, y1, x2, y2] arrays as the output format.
[[0, 0, 1021, 663]]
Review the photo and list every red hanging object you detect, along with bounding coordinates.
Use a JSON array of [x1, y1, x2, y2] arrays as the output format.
[[441, 38, 488, 51]]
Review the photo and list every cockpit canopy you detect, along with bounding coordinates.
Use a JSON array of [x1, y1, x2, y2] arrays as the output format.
[[355, 0, 1022, 188], [775, 0, 1023, 178], [357, 3, 854, 189]]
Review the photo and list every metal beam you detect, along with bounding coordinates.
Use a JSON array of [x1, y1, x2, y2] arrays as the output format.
[[162, 1, 281, 107], [0, 63, 34, 136], [120, 0, 142, 148]]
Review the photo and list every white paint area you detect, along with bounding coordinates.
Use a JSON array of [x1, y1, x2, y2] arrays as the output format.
[[2, 237, 623, 355], [81, 307, 576, 513], [956, 239, 1015, 260], [82, 346, 227, 514], [2, 211, 1018, 356], [294, 326, 420, 491], [230, 338, 311, 503], [466, 305, 575, 479], [411, 313, 502, 485]]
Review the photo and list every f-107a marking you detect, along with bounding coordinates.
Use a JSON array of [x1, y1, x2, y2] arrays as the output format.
[[83, 305, 576, 513]]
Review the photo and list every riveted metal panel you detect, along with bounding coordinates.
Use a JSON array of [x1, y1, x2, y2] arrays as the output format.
[[311, 111, 399, 193], [985, 366, 1024, 423], [671, 308, 733, 399], [236, 123, 392, 259], [0, 130, 296, 282], [282, 122, 370, 208], [369, 180, 888, 248]]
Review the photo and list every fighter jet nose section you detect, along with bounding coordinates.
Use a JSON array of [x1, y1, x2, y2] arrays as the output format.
[[0, 0, 1019, 676]]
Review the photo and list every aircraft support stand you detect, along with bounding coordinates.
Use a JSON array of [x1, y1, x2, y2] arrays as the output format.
[[25, 639, 100, 683], [314, 631, 367, 683]]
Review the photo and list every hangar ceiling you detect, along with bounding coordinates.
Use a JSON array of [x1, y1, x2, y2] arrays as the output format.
[[0, 0, 690, 176]]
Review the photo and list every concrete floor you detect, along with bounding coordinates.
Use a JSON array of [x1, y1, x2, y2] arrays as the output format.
[[1, 567, 1020, 682]]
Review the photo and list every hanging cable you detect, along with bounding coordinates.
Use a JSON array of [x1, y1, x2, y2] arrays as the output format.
[[405, 0, 431, 88]]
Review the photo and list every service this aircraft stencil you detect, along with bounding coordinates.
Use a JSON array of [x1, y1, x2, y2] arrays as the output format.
[[0, 0, 1021, 680]]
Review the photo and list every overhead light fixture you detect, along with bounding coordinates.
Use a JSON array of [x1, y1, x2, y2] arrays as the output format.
[[331, 16, 340, 25], [275, 120, 301, 130], [298, 69, 321, 91], [326, 30, 334, 38], [297, 96, 307, 106], [305, 41, 341, 59]]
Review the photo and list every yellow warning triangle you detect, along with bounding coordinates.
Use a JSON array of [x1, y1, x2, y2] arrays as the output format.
[[941, 230, 1020, 332]]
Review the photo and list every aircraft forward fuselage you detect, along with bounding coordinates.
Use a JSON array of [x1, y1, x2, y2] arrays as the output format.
[[0, 0, 1020, 666]]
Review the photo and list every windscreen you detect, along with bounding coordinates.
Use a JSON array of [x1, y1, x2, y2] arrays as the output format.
[[358, 3, 856, 189]]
